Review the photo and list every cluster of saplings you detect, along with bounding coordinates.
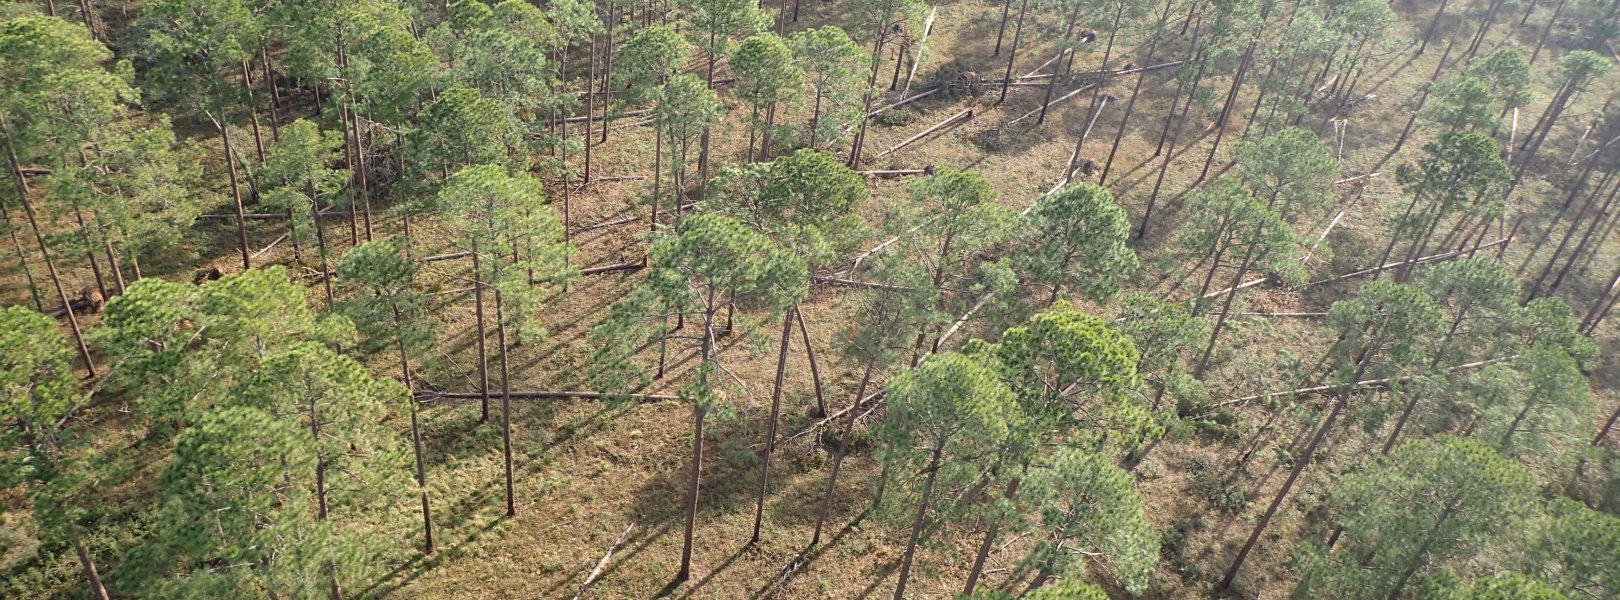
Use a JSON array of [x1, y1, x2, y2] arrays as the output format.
[[2, 0, 1619, 597]]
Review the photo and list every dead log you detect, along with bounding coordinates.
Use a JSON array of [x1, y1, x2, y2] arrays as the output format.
[[1007, 84, 1095, 126], [580, 261, 644, 276], [1202, 238, 1510, 298], [421, 251, 473, 263], [1210, 356, 1517, 409], [899, 8, 938, 96], [561, 108, 650, 124], [572, 523, 636, 600], [417, 390, 680, 402], [859, 168, 930, 178], [874, 108, 974, 159]]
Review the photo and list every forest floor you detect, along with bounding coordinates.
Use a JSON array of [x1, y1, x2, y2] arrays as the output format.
[[2, 0, 1618, 598]]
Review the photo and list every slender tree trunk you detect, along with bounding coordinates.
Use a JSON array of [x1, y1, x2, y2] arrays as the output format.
[[1384, 496, 1463, 600], [68, 201, 107, 301], [1528, 0, 1569, 65], [472, 242, 491, 423], [337, 103, 360, 245], [73, 538, 110, 600], [1417, 0, 1453, 55], [1101, 0, 1173, 183], [962, 469, 1024, 596], [892, 438, 945, 600], [1541, 174, 1619, 295], [495, 289, 515, 518], [812, 360, 875, 545], [584, 34, 596, 186], [997, 0, 1032, 104], [5, 128, 95, 376], [751, 308, 796, 544], [993, 0, 1013, 57], [678, 297, 721, 581], [0, 202, 43, 311], [309, 187, 335, 304], [221, 124, 252, 270], [796, 308, 827, 416], [1222, 343, 1376, 590], [1194, 235, 1263, 377], [848, 23, 887, 168], [241, 61, 267, 163], [395, 311, 434, 554], [1199, 25, 1262, 182]]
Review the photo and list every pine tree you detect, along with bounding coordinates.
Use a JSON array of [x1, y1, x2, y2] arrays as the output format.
[[874, 352, 1020, 600], [1009, 183, 1137, 309], [788, 26, 869, 151], [0, 306, 111, 600], [731, 33, 803, 161], [336, 236, 438, 554], [1295, 436, 1536, 599], [590, 212, 806, 581], [440, 164, 575, 517]]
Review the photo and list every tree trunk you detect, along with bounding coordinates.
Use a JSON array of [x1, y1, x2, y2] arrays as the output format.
[[241, 61, 267, 163], [472, 242, 492, 424], [1542, 174, 1619, 295], [812, 360, 875, 545], [0, 202, 43, 311], [992, 0, 1013, 57], [1100, 0, 1172, 183], [496, 289, 515, 518], [796, 308, 827, 416], [584, 34, 596, 186], [221, 124, 252, 270], [1528, 0, 1569, 65], [1222, 340, 1376, 589], [997, 0, 1032, 104], [1194, 234, 1263, 377], [336, 103, 360, 245], [73, 537, 110, 600], [892, 438, 945, 600], [962, 470, 1024, 596], [4, 128, 95, 377], [751, 308, 796, 544], [1222, 394, 1345, 590], [394, 309, 435, 554]]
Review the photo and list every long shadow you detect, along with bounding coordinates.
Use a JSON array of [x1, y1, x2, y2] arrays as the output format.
[[749, 507, 874, 598]]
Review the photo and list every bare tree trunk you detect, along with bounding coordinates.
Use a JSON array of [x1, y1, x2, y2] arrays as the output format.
[[997, 0, 1032, 104], [993, 0, 1013, 57], [892, 438, 945, 600], [6, 128, 95, 376], [584, 33, 596, 186], [395, 310, 435, 555], [811, 360, 875, 545], [1194, 235, 1263, 377], [0, 202, 43, 311], [73, 537, 111, 600], [472, 242, 492, 424], [796, 308, 827, 416], [751, 308, 796, 544], [1528, 0, 1570, 65], [496, 289, 515, 518]]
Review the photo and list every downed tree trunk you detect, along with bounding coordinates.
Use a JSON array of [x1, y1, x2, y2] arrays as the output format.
[[1210, 356, 1516, 409], [572, 523, 636, 600], [859, 168, 930, 178], [1201, 238, 1509, 298], [874, 108, 975, 159], [580, 261, 643, 276], [417, 390, 680, 402]]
